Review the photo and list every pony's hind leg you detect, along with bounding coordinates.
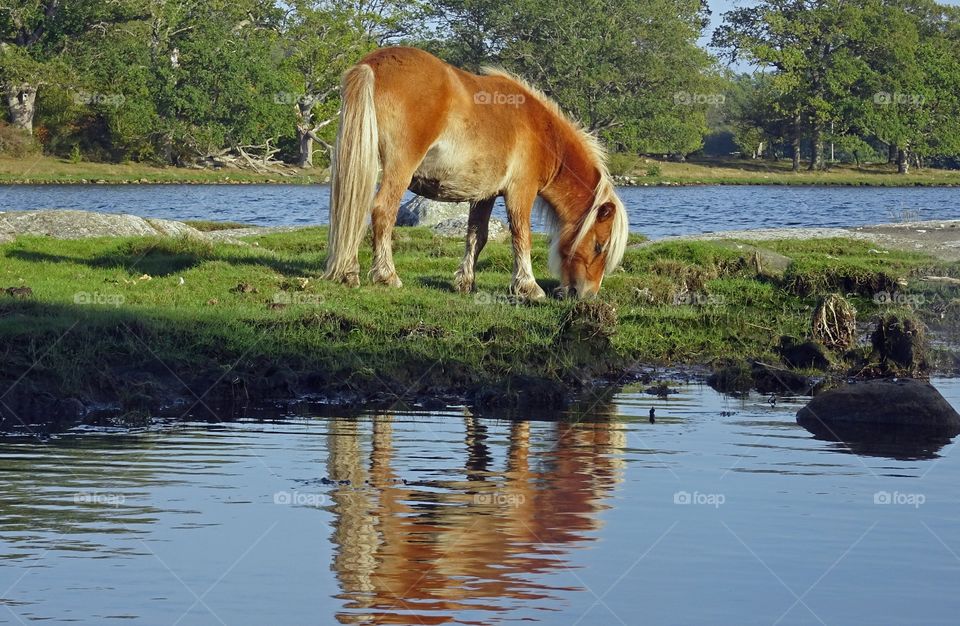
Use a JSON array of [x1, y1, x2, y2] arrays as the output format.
[[454, 197, 495, 294], [369, 166, 417, 288], [504, 186, 546, 301]]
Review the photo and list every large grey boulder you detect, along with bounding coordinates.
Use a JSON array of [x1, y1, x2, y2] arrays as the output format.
[[433, 216, 510, 242], [0, 209, 206, 241], [796, 378, 960, 436], [396, 196, 470, 227]]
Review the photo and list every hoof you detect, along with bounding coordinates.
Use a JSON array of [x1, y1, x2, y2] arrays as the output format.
[[510, 281, 546, 301], [372, 272, 403, 288], [326, 271, 360, 288], [454, 270, 474, 294]]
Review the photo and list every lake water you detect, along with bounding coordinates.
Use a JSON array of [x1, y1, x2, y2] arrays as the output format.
[[3, 379, 960, 625], [1, 184, 958, 237]]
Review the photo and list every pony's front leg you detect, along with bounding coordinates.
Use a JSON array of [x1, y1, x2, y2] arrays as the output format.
[[504, 188, 546, 301], [454, 197, 495, 294]]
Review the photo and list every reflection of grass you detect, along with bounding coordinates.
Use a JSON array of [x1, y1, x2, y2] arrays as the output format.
[[1, 226, 957, 421], [0, 155, 324, 184], [620, 156, 960, 186]]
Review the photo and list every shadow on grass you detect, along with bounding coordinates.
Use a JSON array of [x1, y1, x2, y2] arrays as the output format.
[[5, 245, 320, 278], [0, 297, 608, 433]]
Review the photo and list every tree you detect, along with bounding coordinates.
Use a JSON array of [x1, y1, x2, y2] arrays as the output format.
[[855, 0, 960, 173], [426, 0, 716, 156], [713, 0, 871, 171], [0, 0, 142, 133], [276, 0, 421, 168]]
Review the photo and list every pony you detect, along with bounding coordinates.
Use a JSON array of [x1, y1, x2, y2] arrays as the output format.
[[323, 46, 629, 299]]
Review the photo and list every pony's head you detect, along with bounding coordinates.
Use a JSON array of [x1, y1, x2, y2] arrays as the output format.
[[549, 181, 629, 298]]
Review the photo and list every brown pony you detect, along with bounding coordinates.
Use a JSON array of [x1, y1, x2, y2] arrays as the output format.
[[323, 46, 629, 299]]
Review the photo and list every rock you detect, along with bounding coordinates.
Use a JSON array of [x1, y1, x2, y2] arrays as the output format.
[[797, 378, 960, 437], [396, 196, 470, 227], [145, 218, 206, 240], [0, 209, 206, 241], [432, 216, 509, 242]]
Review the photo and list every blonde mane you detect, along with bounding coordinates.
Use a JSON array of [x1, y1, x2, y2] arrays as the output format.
[[482, 67, 629, 277]]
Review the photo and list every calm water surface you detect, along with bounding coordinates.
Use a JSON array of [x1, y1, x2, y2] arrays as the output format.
[[2, 380, 960, 624], [2, 184, 958, 237]]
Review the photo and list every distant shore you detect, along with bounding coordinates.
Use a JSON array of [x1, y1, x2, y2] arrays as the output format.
[[3, 155, 960, 187]]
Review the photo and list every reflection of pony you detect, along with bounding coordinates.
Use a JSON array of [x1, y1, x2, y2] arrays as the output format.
[[324, 46, 629, 299], [326, 414, 626, 622]]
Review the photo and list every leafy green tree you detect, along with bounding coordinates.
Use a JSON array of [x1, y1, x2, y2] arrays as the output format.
[[427, 0, 716, 156], [0, 0, 143, 133], [276, 0, 422, 168], [855, 0, 960, 172], [714, 0, 871, 171]]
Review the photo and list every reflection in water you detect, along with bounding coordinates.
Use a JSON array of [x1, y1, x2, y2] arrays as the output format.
[[1, 381, 959, 625], [798, 421, 954, 461], [326, 413, 626, 625]]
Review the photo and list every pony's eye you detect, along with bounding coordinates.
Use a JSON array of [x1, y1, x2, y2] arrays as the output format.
[[594, 242, 604, 256]]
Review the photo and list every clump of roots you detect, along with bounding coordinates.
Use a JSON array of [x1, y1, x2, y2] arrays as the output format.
[[811, 293, 857, 350]]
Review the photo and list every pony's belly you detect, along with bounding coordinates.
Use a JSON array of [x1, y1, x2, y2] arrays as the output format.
[[408, 176, 485, 202], [411, 142, 504, 202]]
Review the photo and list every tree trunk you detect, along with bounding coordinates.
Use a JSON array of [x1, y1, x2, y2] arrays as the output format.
[[4, 83, 38, 134], [808, 123, 824, 171], [296, 100, 314, 169], [791, 113, 802, 172], [897, 147, 909, 174], [297, 129, 314, 169]]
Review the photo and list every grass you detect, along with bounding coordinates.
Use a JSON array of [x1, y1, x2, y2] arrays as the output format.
[[0, 155, 326, 184], [3, 154, 960, 187], [616, 156, 960, 187], [1, 226, 957, 427]]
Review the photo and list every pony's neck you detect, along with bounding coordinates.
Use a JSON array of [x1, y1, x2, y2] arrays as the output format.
[[540, 136, 602, 227]]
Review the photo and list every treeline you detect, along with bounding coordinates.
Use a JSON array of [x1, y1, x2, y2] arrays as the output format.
[[1, 0, 958, 172]]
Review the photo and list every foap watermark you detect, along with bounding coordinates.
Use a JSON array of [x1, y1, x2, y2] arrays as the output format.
[[873, 291, 927, 307], [274, 490, 326, 507], [74, 492, 125, 507], [673, 91, 725, 106], [273, 92, 311, 106], [874, 490, 925, 508], [473, 291, 521, 306], [873, 92, 925, 106], [72, 90, 126, 108], [474, 492, 526, 508], [474, 90, 526, 107], [674, 490, 725, 508], [271, 292, 326, 306], [74, 291, 125, 307]]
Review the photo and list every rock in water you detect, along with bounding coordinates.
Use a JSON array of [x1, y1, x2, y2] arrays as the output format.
[[796, 378, 960, 437], [396, 196, 470, 227]]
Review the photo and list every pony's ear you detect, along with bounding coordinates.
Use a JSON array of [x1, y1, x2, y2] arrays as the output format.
[[597, 202, 616, 223]]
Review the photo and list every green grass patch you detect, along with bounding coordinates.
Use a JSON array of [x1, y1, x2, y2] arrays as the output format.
[[1, 228, 957, 427]]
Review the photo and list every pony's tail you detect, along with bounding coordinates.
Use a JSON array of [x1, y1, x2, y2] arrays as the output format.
[[324, 64, 379, 285]]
